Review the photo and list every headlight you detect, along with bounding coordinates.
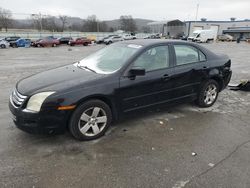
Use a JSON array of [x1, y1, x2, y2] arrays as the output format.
[[25, 92, 55, 112]]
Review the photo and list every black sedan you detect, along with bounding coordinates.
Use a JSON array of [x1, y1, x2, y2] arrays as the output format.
[[9, 40, 232, 140], [58, 37, 73, 45]]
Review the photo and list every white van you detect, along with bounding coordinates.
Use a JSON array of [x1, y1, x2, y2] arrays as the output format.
[[188, 30, 216, 43]]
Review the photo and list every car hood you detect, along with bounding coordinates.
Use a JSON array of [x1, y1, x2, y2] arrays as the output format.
[[17, 64, 105, 96]]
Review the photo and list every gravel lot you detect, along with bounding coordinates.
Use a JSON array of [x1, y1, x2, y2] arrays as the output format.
[[0, 42, 250, 188]]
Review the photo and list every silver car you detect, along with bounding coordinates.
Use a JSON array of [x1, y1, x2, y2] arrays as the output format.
[[0, 39, 10, 48], [104, 36, 124, 45]]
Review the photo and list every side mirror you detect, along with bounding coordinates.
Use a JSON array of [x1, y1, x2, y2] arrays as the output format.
[[129, 67, 146, 76]]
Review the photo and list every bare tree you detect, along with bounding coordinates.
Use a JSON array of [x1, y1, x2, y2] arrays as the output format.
[[44, 16, 60, 31], [0, 7, 12, 32], [59, 15, 68, 32], [82, 15, 99, 32], [119, 15, 137, 32], [31, 14, 59, 32]]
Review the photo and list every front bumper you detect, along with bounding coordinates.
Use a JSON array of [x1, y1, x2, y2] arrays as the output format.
[[9, 99, 71, 135]]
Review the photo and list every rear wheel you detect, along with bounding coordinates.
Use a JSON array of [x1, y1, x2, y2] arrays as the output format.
[[52, 43, 57, 47], [196, 80, 219, 107], [83, 43, 88, 46], [69, 100, 112, 141]]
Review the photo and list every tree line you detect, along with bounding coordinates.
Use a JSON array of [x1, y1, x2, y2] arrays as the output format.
[[0, 7, 146, 32]]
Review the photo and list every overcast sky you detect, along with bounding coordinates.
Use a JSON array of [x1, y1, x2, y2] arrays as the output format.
[[1, 0, 250, 21]]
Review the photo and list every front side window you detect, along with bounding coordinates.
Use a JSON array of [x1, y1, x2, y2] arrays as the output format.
[[174, 45, 200, 65], [133, 46, 169, 72]]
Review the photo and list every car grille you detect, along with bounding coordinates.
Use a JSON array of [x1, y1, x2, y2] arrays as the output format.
[[11, 88, 27, 108]]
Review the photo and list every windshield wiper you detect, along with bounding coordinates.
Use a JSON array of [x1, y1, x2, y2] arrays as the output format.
[[77, 63, 97, 73]]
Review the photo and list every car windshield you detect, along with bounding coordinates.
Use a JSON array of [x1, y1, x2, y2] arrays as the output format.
[[77, 43, 142, 74]]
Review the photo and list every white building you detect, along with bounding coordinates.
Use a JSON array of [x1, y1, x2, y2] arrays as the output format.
[[185, 20, 250, 40], [147, 19, 250, 40]]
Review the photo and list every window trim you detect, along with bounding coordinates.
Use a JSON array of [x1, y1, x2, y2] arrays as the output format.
[[173, 44, 207, 67], [132, 44, 171, 73]]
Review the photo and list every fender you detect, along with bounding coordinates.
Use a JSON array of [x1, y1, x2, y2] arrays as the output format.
[[208, 68, 224, 91]]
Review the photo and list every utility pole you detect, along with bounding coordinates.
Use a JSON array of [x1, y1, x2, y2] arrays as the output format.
[[195, 3, 199, 22], [39, 12, 42, 31], [97, 21, 99, 32]]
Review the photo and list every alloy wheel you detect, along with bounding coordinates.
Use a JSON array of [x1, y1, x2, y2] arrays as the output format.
[[204, 84, 218, 105], [78, 107, 107, 137]]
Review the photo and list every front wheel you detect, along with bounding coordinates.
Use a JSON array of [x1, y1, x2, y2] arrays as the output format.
[[69, 100, 112, 141], [196, 80, 219, 107], [0, 44, 6, 48]]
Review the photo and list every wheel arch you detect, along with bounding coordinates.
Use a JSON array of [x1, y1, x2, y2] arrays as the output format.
[[209, 76, 224, 91], [75, 95, 118, 121]]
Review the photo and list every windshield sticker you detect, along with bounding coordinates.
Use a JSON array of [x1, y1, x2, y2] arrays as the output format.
[[127, 44, 142, 49]]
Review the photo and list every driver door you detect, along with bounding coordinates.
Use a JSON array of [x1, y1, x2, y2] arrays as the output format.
[[118, 45, 175, 113]]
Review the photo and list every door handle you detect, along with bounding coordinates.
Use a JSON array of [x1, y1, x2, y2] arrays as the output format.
[[162, 74, 170, 81]]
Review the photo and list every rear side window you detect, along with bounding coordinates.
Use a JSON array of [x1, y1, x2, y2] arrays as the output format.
[[174, 45, 206, 65], [199, 51, 206, 61]]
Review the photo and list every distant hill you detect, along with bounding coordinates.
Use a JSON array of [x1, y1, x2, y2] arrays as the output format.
[[11, 17, 154, 32], [105, 18, 154, 31]]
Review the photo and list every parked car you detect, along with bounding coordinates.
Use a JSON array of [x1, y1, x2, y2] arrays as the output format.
[[9, 40, 232, 140], [144, 34, 161, 39], [58, 37, 73, 45], [68, 37, 91, 46], [4, 36, 21, 42], [181, 35, 189, 41], [123, 34, 134, 40], [0, 38, 10, 48], [10, 38, 31, 48], [96, 35, 119, 44], [217, 34, 233, 42], [32, 37, 60, 47], [104, 36, 124, 45]]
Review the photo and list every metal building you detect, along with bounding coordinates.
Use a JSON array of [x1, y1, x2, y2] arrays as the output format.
[[147, 20, 186, 38]]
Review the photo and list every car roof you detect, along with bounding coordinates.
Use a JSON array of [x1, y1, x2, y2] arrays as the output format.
[[119, 39, 195, 47], [118, 39, 217, 59]]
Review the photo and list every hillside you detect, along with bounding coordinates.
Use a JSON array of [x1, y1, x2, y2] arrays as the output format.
[[11, 17, 154, 32]]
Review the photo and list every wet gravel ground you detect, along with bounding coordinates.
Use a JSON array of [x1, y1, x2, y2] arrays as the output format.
[[0, 42, 250, 188]]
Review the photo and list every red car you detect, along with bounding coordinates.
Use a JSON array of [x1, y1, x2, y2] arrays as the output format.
[[33, 37, 60, 47], [68, 37, 91, 46]]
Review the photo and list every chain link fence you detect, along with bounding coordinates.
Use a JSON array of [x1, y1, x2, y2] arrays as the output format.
[[0, 30, 149, 40]]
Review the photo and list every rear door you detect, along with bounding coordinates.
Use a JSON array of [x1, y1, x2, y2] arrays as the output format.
[[171, 44, 208, 99], [119, 45, 176, 113]]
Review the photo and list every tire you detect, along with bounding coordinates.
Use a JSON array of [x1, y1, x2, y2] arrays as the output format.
[[0, 44, 6, 48], [196, 79, 219, 107], [37, 44, 41, 47], [83, 43, 88, 46], [52, 43, 57, 47], [69, 100, 112, 141]]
